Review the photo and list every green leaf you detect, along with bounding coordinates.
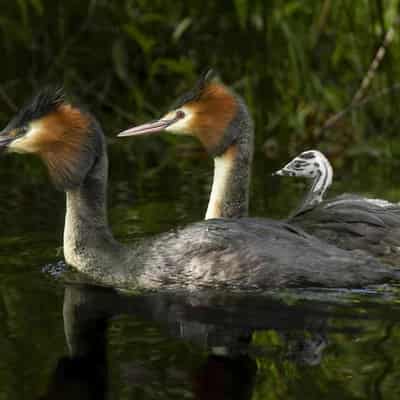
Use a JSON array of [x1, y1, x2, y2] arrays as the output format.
[[149, 58, 194, 77], [123, 24, 155, 55], [112, 39, 129, 84], [234, 0, 248, 29], [172, 17, 192, 42], [30, 0, 43, 15], [17, 0, 28, 25]]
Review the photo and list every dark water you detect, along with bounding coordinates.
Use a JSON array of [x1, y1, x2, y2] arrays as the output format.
[[1, 142, 400, 399]]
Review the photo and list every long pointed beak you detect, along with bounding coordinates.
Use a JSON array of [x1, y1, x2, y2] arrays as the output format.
[[0, 132, 14, 150], [117, 115, 181, 138]]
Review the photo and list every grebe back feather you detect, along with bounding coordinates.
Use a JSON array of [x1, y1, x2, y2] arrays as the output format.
[[275, 150, 400, 263]]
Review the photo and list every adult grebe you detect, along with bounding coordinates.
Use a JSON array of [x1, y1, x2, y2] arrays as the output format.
[[119, 73, 400, 262], [0, 88, 398, 289], [119, 70, 252, 220], [274, 150, 400, 261]]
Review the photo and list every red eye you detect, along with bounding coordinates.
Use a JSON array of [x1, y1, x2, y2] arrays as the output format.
[[176, 110, 185, 119]]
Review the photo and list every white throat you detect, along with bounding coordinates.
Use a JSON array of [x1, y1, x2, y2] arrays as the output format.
[[205, 153, 235, 219]]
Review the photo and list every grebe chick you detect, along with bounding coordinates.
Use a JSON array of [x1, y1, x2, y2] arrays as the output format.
[[275, 150, 400, 261], [1, 88, 398, 289], [274, 150, 334, 214], [274, 150, 400, 211]]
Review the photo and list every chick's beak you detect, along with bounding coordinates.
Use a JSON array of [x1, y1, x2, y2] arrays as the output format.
[[272, 169, 285, 176], [117, 112, 184, 138]]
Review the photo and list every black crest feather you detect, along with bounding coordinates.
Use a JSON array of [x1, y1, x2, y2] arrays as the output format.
[[5, 86, 65, 131], [172, 68, 215, 109]]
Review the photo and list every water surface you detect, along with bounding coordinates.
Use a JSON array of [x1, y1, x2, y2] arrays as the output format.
[[1, 144, 400, 399]]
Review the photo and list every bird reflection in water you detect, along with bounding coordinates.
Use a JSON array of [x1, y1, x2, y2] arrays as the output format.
[[39, 282, 379, 399]]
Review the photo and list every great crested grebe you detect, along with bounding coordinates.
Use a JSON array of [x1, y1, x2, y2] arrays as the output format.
[[1, 87, 398, 289], [274, 150, 400, 261], [118, 70, 252, 220], [119, 73, 400, 262]]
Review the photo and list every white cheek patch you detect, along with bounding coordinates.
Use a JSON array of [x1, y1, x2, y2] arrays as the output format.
[[8, 121, 43, 153], [164, 107, 194, 135]]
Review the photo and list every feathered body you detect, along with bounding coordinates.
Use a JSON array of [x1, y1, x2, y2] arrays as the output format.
[[275, 150, 400, 263], [0, 87, 399, 290]]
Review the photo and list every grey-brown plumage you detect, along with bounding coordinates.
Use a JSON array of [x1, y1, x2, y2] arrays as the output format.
[[130, 217, 398, 290], [289, 194, 400, 264], [275, 151, 400, 263], [118, 75, 400, 264], [1, 89, 399, 290]]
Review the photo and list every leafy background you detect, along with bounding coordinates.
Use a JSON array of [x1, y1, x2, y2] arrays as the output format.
[[1, 0, 400, 223], [1, 1, 400, 151], [1, 1, 400, 399]]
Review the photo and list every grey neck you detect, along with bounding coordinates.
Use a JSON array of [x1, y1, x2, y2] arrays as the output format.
[[63, 149, 126, 275], [205, 99, 254, 219]]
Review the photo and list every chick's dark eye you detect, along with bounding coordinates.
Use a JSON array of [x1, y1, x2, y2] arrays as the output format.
[[176, 110, 185, 119]]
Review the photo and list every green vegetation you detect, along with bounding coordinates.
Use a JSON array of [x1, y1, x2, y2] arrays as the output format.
[[1, 5, 400, 397], [0, 0, 399, 225], [0, 0, 400, 156]]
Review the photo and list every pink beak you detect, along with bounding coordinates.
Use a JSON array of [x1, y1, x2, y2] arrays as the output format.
[[117, 113, 184, 138]]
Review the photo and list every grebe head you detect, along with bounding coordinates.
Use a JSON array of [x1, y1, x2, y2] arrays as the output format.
[[118, 70, 242, 155], [274, 150, 333, 208], [0, 87, 101, 189], [274, 150, 330, 180]]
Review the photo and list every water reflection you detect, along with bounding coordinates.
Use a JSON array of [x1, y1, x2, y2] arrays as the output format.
[[38, 282, 400, 399]]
